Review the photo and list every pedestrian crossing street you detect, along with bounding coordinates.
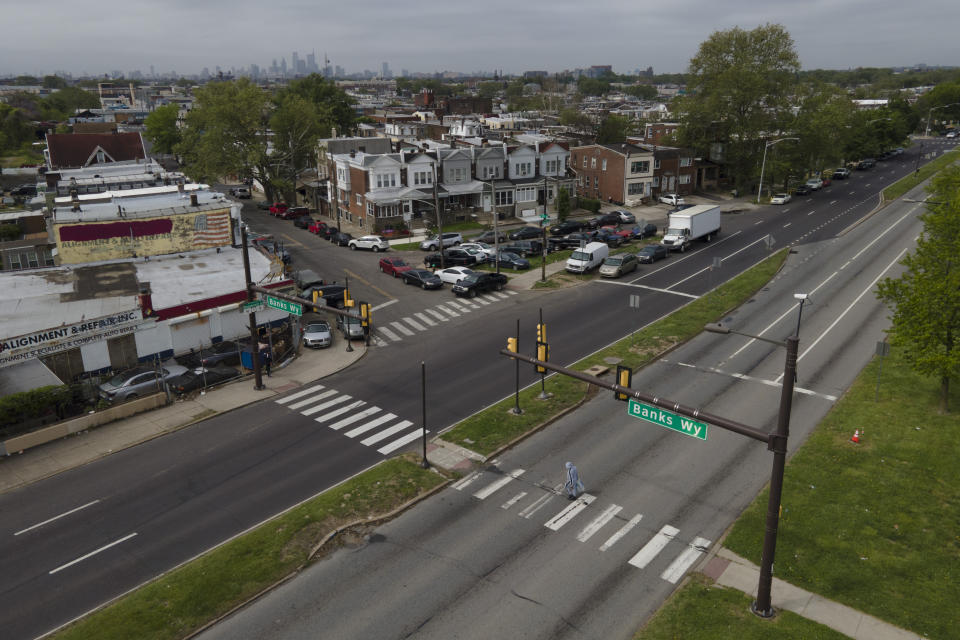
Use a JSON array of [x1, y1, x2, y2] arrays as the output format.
[[275, 384, 423, 455], [372, 290, 519, 346], [452, 466, 712, 585]]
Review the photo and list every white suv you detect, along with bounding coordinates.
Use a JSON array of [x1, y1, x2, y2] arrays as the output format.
[[348, 235, 390, 252], [659, 194, 685, 206], [419, 232, 462, 251]]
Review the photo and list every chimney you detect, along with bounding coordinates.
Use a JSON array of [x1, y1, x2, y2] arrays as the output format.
[[190, 193, 198, 206], [178, 182, 185, 197], [350, 149, 356, 158]]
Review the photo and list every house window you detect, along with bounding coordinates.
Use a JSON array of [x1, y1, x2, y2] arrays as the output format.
[[601, 159, 607, 171], [367, 202, 375, 216], [546, 159, 558, 173], [582, 156, 587, 168], [453, 167, 466, 181], [628, 182, 644, 195], [654, 158, 661, 169], [376, 173, 396, 188], [515, 162, 531, 176], [680, 157, 692, 167], [652, 176, 660, 187], [591, 158, 597, 169], [414, 170, 432, 185], [356, 193, 362, 205], [593, 176, 598, 188], [679, 174, 692, 184], [517, 187, 536, 202], [496, 190, 513, 206], [630, 160, 650, 174], [378, 204, 399, 218]]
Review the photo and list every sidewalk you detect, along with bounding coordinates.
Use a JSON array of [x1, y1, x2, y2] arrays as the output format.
[[0, 343, 366, 493], [703, 548, 923, 639]]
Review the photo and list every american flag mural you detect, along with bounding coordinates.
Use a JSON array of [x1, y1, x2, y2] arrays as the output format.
[[193, 211, 232, 248]]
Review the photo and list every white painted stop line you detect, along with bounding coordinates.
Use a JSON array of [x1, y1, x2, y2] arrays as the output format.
[[628, 524, 679, 569]]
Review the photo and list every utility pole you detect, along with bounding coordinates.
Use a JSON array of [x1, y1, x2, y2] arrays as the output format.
[[240, 227, 264, 390], [433, 162, 444, 270]]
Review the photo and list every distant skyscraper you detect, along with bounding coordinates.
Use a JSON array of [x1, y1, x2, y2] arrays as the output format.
[[381, 62, 391, 79], [306, 52, 316, 72], [280, 57, 287, 75], [401, 68, 408, 78], [291, 51, 300, 75], [250, 64, 260, 79]]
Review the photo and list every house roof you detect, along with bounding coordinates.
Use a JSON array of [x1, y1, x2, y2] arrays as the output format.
[[46, 132, 147, 169]]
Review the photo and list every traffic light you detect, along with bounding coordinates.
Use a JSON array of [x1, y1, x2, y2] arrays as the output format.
[[344, 288, 354, 308], [536, 341, 549, 374], [312, 290, 321, 303], [615, 365, 632, 401], [360, 301, 371, 326], [507, 336, 518, 358], [536, 323, 546, 344]]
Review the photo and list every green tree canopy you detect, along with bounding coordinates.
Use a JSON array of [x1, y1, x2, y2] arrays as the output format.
[[42, 75, 68, 89], [143, 104, 181, 155], [277, 74, 357, 138], [43, 87, 100, 119], [877, 167, 960, 412], [0, 103, 35, 155], [623, 84, 658, 100], [269, 94, 324, 198], [596, 114, 632, 144]]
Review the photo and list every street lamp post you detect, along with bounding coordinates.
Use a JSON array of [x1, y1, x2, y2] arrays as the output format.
[[704, 291, 806, 618], [924, 103, 960, 138], [487, 177, 501, 275], [757, 138, 799, 204]]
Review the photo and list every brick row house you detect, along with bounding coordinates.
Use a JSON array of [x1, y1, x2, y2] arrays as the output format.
[[570, 142, 701, 204], [327, 142, 576, 233]]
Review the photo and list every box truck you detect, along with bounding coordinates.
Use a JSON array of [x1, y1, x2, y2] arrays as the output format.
[[660, 205, 721, 252]]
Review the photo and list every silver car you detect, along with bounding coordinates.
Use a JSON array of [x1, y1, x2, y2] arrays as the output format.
[[302, 321, 333, 348], [98, 363, 188, 402]]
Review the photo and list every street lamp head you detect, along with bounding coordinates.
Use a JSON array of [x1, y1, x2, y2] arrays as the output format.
[[704, 323, 730, 334], [793, 293, 808, 301]]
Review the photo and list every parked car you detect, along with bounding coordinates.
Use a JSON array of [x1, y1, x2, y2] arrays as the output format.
[[232, 187, 251, 199], [348, 235, 389, 252], [599, 253, 639, 278], [167, 366, 241, 395], [452, 272, 508, 297], [612, 210, 636, 224], [180, 340, 244, 368], [301, 284, 347, 309], [820, 177, 832, 188], [98, 363, 189, 403], [805, 178, 823, 191], [632, 223, 659, 239], [549, 231, 598, 250], [856, 158, 876, 170], [424, 249, 477, 268], [308, 221, 328, 235], [594, 228, 626, 247], [496, 251, 531, 271], [336, 314, 365, 340], [332, 232, 354, 246], [420, 232, 463, 251], [269, 202, 289, 215], [771, 193, 792, 205], [293, 215, 313, 229], [549, 220, 585, 236], [459, 242, 496, 262], [436, 266, 476, 285], [9, 184, 37, 198], [946, 130, 958, 139], [321, 226, 339, 240], [474, 230, 507, 244], [793, 184, 811, 196], [586, 213, 621, 229], [278, 206, 308, 220], [508, 226, 543, 240], [379, 256, 413, 277], [832, 167, 851, 179], [659, 193, 685, 206], [637, 244, 668, 264], [256, 200, 272, 210], [500, 239, 545, 258], [302, 321, 333, 348], [400, 269, 444, 289]]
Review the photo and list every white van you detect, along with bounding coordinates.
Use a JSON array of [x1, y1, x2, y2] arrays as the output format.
[[565, 241, 609, 274]]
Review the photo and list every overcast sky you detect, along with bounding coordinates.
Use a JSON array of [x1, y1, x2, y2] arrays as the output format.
[[4, 0, 958, 78]]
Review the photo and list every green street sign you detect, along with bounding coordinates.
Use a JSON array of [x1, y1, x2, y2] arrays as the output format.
[[627, 399, 707, 441], [266, 296, 302, 316], [242, 299, 264, 311]]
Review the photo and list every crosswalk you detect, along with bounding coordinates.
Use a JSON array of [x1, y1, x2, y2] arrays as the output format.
[[452, 466, 712, 585], [275, 384, 424, 455], [370, 291, 518, 347]]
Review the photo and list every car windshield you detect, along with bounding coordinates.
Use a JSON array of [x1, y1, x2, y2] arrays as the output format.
[[604, 257, 622, 265], [306, 323, 329, 332], [461, 274, 480, 284], [666, 227, 685, 236], [639, 247, 657, 255], [570, 250, 589, 261]]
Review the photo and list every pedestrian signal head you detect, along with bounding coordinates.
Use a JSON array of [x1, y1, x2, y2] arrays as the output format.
[[536, 342, 548, 374], [615, 365, 632, 401]]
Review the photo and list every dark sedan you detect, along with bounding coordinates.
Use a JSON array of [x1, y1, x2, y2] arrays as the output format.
[[179, 340, 245, 368], [424, 249, 478, 268], [549, 231, 598, 250], [637, 244, 668, 263], [509, 226, 544, 240], [293, 215, 313, 229], [167, 366, 241, 396], [496, 251, 531, 270], [594, 229, 626, 248], [400, 269, 444, 290], [549, 220, 585, 236], [586, 213, 621, 229], [452, 272, 509, 297], [474, 230, 507, 243], [332, 232, 354, 246]]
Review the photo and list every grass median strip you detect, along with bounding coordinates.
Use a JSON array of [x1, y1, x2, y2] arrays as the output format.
[[883, 148, 958, 201], [51, 457, 446, 640], [444, 249, 788, 456], [721, 346, 959, 639]]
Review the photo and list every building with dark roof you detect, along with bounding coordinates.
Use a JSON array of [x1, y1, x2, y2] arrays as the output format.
[[44, 132, 147, 170]]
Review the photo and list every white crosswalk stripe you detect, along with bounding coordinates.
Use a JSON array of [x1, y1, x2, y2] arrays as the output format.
[[402, 316, 427, 332], [313, 399, 365, 424], [576, 504, 622, 542], [452, 471, 483, 491], [425, 308, 449, 322], [344, 413, 397, 438], [414, 312, 437, 326], [544, 494, 596, 531], [276, 384, 326, 404], [628, 525, 679, 569], [378, 326, 402, 342], [506, 290, 518, 296], [390, 321, 415, 337], [519, 493, 555, 519], [446, 300, 470, 313], [328, 406, 381, 431], [287, 389, 337, 411], [372, 336, 389, 347], [378, 428, 427, 454], [502, 492, 528, 510], [492, 292, 510, 299], [660, 537, 711, 583], [472, 295, 492, 305], [301, 393, 352, 416], [473, 469, 525, 500], [436, 305, 460, 318], [599, 514, 642, 552], [360, 420, 414, 446]]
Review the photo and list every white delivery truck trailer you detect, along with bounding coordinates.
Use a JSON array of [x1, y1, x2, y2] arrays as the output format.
[[660, 205, 721, 252]]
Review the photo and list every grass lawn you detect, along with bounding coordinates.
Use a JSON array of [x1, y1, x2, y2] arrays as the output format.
[[636, 574, 849, 639], [883, 149, 958, 201], [444, 249, 788, 455], [51, 457, 446, 640], [722, 347, 960, 639]]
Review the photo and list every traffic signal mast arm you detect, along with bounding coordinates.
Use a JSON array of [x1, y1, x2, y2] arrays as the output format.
[[499, 348, 769, 444]]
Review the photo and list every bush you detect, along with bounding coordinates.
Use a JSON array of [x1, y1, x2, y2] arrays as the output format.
[[0, 384, 85, 438], [0, 223, 22, 241], [580, 197, 602, 213]]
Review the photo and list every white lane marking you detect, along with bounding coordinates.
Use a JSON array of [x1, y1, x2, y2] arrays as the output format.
[[15, 500, 100, 536], [446, 300, 471, 313], [276, 384, 326, 404], [378, 326, 402, 342], [301, 395, 353, 417], [673, 362, 837, 401], [502, 492, 528, 510], [777, 246, 910, 383], [313, 399, 365, 423], [452, 471, 483, 491], [328, 406, 382, 431], [473, 469, 525, 500], [830, 200, 838, 205], [344, 413, 397, 438], [782, 223, 791, 228], [661, 537, 712, 583], [599, 513, 643, 551], [754, 220, 764, 225], [519, 493, 555, 519], [402, 316, 427, 332], [425, 308, 449, 322], [436, 305, 460, 318], [595, 280, 699, 299], [628, 524, 679, 569], [372, 336, 389, 347], [377, 428, 427, 455], [361, 420, 414, 445], [664, 234, 768, 290], [49, 532, 138, 575], [576, 504, 623, 542], [370, 299, 399, 312], [544, 494, 596, 530], [287, 389, 338, 410], [414, 312, 437, 326], [390, 321, 415, 337], [847, 208, 917, 264], [808, 211, 815, 216]]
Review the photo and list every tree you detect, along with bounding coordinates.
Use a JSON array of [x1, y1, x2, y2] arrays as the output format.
[[596, 114, 631, 144], [555, 187, 571, 221], [675, 24, 800, 192], [623, 84, 658, 100], [0, 103, 34, 155], [42, 87, 100, 119], [559, 108, 594, 134], [270, 95, 323, 201], [143, 104, 181, 155], [791, 83, 856, 177], [42, 75, 68, 89], [278, 74, 356, 137], [876, 167, 960, 412]]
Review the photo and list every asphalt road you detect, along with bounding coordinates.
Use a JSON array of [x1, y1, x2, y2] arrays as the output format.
[[1, 139, 954, 640]]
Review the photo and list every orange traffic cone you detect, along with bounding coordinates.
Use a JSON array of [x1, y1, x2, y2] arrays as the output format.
[[850, 429, 860, 444]]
